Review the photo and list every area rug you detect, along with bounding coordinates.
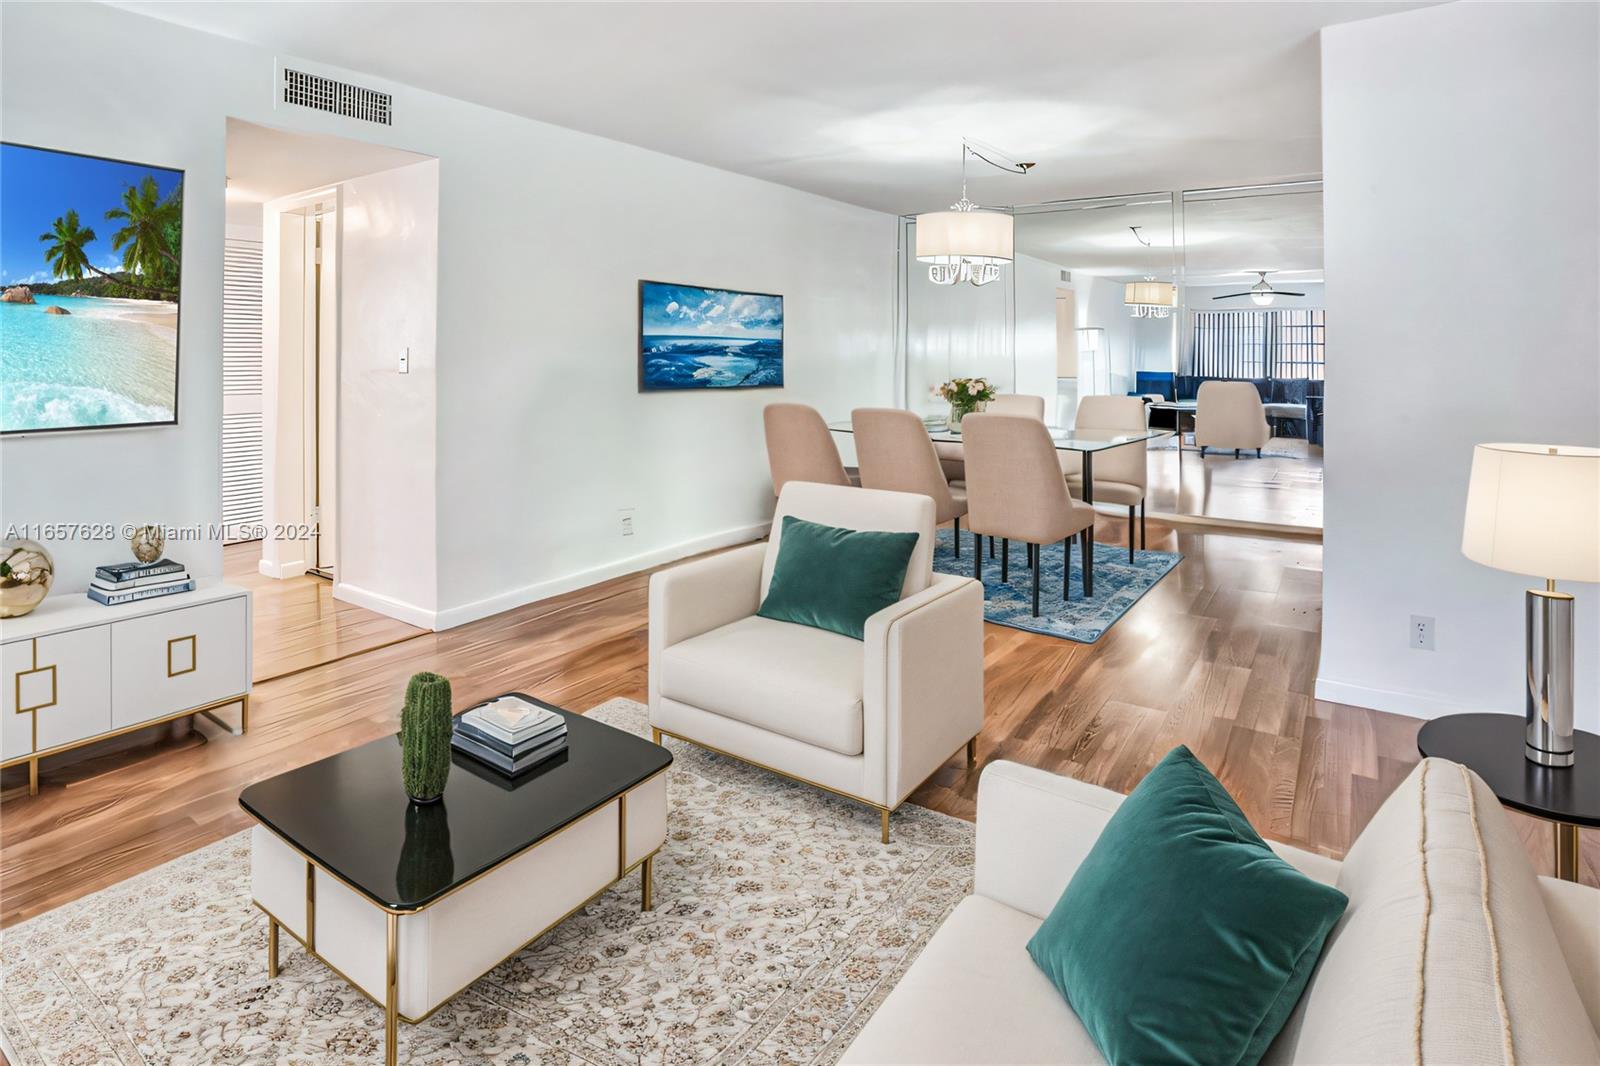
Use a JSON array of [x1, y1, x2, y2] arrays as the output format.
[[0, 699, 974, 1065], [933, 526, 1181, 642]]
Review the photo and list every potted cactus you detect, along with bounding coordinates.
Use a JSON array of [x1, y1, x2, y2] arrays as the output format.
[[400, 672, 453, 803]]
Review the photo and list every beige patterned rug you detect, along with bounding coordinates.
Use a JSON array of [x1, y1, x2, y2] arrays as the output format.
[[0, 699, 974, 1064]]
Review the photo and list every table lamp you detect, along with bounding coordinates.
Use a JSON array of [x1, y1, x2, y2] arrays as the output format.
[[1462, 443, 1600, 766]]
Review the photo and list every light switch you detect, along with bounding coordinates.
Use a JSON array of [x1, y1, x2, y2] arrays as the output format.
[[398, 347, 410, 374]]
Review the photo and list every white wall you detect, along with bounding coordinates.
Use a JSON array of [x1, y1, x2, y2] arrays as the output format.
[[901, 239, 1012, 417], [0, 11, 227, 591], [1318, 1, 1600, 726], [337, 161, 440, 624], [0, 3, 895, 627], [1013, 253, 1064, 405]]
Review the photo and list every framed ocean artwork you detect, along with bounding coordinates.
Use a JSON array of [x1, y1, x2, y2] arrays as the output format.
[[638, 280, 783, 391]]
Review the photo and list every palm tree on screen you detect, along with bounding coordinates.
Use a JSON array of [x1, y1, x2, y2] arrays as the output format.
[[105, 175, 181, 277], [38, 209, 170, 300]]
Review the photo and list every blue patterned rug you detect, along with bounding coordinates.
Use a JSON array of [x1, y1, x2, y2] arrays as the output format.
[[932, 527, 1182, 643]]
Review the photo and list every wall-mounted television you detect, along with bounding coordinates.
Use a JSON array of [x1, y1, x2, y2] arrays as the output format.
[[1, 143, 183, 435], [638, 280, 783, 391]]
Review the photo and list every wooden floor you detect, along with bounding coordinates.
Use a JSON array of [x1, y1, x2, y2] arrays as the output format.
[[1144, 436, 1324, 530], [1, 520, 1590, 927], [223, 541, 429, 682]]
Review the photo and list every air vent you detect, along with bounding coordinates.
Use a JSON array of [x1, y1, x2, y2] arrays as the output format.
[[282, 67, 392, 126]]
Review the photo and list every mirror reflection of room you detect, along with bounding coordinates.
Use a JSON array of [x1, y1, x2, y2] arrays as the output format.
[[1161, 183, 1324, 530], [909, 181, 1324, 534]]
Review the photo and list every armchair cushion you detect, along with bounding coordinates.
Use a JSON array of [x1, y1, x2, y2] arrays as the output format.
[[757, 515, 920, 640], [1026, 746, 1348, 1066], [656, 615, 865, 756]]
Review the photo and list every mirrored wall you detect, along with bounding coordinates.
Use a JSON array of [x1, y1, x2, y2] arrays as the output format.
[[896, 180, 1325, 530]]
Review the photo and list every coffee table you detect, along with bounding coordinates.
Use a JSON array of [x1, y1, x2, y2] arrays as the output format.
[[240, 696, 671, 1064]]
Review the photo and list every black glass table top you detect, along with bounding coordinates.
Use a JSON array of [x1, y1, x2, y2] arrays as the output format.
[[1417, 713, 1600, 827], [239, 696, 672, 911]]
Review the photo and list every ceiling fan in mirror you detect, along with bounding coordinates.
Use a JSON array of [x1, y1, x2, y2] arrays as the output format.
[[1212, 271, 1304, 306]]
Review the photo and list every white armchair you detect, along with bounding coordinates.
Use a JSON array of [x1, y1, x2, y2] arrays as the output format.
[[648, 482, 985, 842]]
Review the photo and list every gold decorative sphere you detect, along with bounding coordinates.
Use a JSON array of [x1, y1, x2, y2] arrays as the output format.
[[0, 540, 54, 618]]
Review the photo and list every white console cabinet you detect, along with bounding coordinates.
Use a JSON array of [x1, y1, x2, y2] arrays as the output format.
[[1, 582, 251, 795]]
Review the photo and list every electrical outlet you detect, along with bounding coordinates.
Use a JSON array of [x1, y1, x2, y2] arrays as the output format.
[[1410, 615, 1435, 651], [398, 347, 410, 374], [619, 509, 635, 537]]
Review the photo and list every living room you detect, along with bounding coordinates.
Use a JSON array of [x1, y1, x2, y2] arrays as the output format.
[[1, 2, 1597, 1064]]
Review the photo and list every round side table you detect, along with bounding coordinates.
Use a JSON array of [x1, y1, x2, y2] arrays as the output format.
[[1417, 713, 1599, 881]]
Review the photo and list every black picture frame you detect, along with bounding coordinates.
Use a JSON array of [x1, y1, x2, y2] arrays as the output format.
[[637, 279, 784, 393], [1, 141, 185, 436]]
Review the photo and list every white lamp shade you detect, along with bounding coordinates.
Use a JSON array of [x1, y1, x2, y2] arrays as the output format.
[[915, 210, 1013, 265], [1123, 281, 1176, 307], [1462, 443, 1600, 583]]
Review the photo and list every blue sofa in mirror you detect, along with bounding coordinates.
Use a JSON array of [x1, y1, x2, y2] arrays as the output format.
[[1135, 372, 1323, 445]]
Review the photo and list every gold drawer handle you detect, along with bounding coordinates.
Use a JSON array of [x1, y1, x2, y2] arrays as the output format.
[[168, 635, 198, 678], [15, 662, 57, 715]]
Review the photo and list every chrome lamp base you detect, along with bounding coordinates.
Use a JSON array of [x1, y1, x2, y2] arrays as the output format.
[[1525, 585, 1576, 767]]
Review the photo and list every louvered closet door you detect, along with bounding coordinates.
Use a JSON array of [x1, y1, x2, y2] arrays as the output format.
[[222, 233, 264, 543]]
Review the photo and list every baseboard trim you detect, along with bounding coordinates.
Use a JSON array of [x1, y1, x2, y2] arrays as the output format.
[[433, 520, 772, 631], [1313, 677, 1481, 721], [258, 557, 308, 580], [333, 581, 438, 630]]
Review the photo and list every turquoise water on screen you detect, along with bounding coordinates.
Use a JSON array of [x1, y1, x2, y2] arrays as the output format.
[[0, 295, 177, 431]]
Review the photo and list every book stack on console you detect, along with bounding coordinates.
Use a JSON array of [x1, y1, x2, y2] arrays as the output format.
[[450, 695, 568, 775], [88, 559, 194, 606]]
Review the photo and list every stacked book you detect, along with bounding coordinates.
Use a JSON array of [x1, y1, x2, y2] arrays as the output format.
[[451, 695, 568, 775], [88, 559, 194, 606]]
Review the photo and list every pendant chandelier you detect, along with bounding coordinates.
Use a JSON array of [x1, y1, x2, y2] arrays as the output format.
[[1125, 277, 1176, 318], [916, 140, 1033, 287]]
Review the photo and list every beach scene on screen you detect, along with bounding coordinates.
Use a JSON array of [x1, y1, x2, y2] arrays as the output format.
[[1, 143, 182, 432]]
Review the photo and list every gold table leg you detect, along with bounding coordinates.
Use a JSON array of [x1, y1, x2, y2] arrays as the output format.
[[1555, 821, 1581, 882], [385, 912, 399, 1066], [880, 808, 891, 845], [267, 917, 279, 978], [641, 855, 654, 912], [966, 737, 978, 768], [28, 758, 37, 796]]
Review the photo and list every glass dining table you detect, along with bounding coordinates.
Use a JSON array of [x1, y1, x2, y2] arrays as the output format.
[[825, 420, 1172, 506]]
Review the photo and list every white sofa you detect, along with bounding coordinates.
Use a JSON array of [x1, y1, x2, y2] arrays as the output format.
[[648, 482, 985, 843], [844, 758, 1600, 1064]]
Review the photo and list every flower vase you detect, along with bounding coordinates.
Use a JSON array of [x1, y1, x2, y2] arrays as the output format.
[[949, 401, 984, 433]]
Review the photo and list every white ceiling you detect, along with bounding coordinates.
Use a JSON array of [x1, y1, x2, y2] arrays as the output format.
[[125, 1, 1428, 215], [1013, 187, 1324, 281], [225, 117, 430, 222]]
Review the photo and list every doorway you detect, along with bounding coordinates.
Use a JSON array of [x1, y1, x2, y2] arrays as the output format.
[[267, 195, 338, 579], [223, 117, 439, 643]]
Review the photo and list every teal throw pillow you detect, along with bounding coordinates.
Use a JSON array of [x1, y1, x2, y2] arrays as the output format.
[[757, 515, 919, 640], [1026, 746, 1348, 1066]]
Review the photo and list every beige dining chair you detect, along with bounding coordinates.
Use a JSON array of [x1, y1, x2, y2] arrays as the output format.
[[763, 403, 853, 495], [853, 408, 970, 556], [987, 394, 1047, 420], [1195, 380, 1271, 458], [933, 394, 1042, 484], [1070, 395, 1150, 562], [961, 413, 1098, 614]]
